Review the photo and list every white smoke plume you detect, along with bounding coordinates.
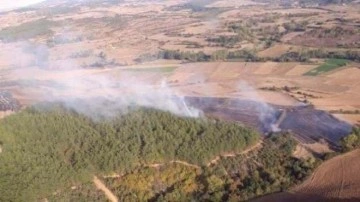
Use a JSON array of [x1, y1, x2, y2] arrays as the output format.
[[0, 39, 203, 120], [237, 81, 280, 132], [43, 73, 201, 119]]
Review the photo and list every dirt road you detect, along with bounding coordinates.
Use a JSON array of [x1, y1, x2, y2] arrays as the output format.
[[93, 176, 118, 202], [207, 141, 263, 166], [145, 141, 263, 169]]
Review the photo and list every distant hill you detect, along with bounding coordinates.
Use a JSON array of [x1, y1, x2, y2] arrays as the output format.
[[253, 0, 357, 6], [299, 0, 357, 5]]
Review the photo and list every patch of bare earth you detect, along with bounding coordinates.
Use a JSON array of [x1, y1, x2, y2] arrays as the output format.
[[257, 44, 295, 58], [292, 144, 313, 159], [302, 142, 333, 155], [0, 110, 14, 119], [93, 176, 118, 202]]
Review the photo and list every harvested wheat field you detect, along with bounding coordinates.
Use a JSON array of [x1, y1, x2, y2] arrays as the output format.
[[297, 149, 360, 198], [257, 44, 295, 58], [254, 149, 360, 202]]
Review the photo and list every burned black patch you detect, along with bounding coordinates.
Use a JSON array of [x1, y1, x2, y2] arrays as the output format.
[[185, 96, 352, 145]]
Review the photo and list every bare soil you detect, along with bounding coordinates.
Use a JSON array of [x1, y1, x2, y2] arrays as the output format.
[[295, 149, 360, 199], [93, 176, 118, 202]]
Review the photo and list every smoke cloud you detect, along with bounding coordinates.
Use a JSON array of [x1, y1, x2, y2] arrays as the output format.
[[3, 42, 276, 125], [43, 75, 201, 119], [237, 81, 279, 132], [6, 46, 202, 120]]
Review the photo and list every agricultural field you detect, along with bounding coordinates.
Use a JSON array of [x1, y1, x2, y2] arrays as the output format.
[[303, 59, 349, 76], [255, 148, 360, 202], [0, 0, 360, 201]]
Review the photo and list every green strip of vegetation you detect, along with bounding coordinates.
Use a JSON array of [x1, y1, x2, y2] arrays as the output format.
[[0, 19, 56, 42], [303, 59, 349, 76], [136, 49, 360, 64], [122, 66, 177, 73], [340, 127, 360, 152]]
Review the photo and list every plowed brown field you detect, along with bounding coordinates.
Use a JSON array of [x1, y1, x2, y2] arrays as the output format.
[[253, 149, 360, 202]]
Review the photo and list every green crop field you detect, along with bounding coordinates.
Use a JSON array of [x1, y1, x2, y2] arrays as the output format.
[[304, 59, 349, 76]]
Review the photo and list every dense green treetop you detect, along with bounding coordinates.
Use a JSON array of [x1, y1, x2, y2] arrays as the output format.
[[0, 104, 259, 201]]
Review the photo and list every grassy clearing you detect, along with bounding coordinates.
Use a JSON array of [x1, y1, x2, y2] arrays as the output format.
[[304, 59, 349, 76], [122, 66, 177, 73]]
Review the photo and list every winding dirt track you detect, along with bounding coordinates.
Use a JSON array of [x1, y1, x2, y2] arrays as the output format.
[[207, 141, 263, 166], [93, 176, 118, 202], [169, 160, 201, 169], [146, 141, 263, 169], [93, 142, 263, 201]]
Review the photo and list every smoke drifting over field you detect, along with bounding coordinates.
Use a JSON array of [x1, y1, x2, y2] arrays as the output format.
[[0, 2, 281, 125], [4, 42, 279, 125], [1, 40, 352, 143], [2, 38, 284, 124], [0, 38, 282, 130], [33, 71, 202, 119], [237, 81, 279, 132], [24, 68, 274, 125]]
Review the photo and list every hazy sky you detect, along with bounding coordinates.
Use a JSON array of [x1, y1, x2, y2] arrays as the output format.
[[0, 0, 46, 10]]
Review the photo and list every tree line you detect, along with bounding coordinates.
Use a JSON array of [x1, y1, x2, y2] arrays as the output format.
[[135, 49, 360, 63]]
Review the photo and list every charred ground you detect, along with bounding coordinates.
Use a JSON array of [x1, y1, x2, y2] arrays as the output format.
[[185, 96, 352, 146]]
